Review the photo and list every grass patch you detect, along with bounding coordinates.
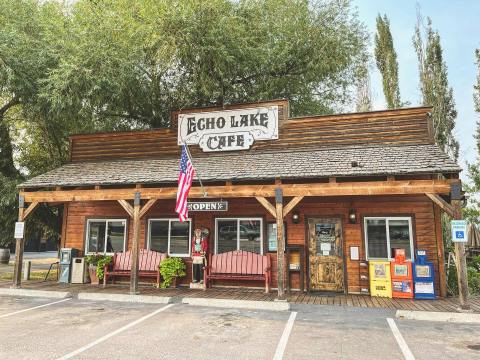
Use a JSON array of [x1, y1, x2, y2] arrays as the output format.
[[0, 269, 58, 281]]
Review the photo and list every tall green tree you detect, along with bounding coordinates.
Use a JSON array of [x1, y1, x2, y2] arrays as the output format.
[[413, 16, 459, 160], [464, 49, 480, 224], [355, 69, 372, 112], [43, 0, 368, 127], [374, 14, 401, 109]]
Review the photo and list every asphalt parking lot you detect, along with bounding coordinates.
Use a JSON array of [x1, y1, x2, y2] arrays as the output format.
[[0, 296, 479, 360]]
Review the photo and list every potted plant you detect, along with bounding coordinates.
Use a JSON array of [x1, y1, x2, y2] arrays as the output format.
[[159, 257, 186, 288], [85, 254, 112, 285]]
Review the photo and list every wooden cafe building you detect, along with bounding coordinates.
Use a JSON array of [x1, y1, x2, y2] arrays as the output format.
[[15, 99, 462, 298]]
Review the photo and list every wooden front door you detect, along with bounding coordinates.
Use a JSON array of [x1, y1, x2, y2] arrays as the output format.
[[308, 218, 344, 292]]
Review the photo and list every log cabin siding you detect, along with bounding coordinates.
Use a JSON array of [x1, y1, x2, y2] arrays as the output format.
[[69, 102, 433, 163], [63, 194, 443, 294]]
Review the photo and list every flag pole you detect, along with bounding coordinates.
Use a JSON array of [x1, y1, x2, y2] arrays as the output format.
[[184, 143, 207, 198]]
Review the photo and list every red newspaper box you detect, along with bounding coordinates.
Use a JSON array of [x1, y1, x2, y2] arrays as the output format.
[[390, 249, 413, 299]]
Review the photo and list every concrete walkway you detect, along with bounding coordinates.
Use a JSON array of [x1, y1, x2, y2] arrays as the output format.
[[0, 279, 478, 314]]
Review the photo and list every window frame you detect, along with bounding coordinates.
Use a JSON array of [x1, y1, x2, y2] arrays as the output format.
[[85, 218, 127, 255], [215, 217, 264, 255], [147, 218, 192, 257], [364, 216, 414, 260]]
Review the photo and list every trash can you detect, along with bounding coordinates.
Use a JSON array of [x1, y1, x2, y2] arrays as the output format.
[[58, 248, 79, 283], [71, 257, 89, 284]]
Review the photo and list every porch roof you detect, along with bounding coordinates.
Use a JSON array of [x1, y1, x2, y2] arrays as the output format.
[[19, 145, 461, 188], [19, 143, 460, 189]]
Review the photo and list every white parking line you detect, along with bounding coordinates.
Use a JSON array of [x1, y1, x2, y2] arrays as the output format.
[[56, 303, 175, 360], [0, 298, 72, 319], [387, 317, 415, 360], [273, 311, 297, 360]]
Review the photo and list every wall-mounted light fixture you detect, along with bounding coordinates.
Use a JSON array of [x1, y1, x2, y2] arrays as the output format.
[[348, 208, 356, 224], [292, 213, 300, 224]]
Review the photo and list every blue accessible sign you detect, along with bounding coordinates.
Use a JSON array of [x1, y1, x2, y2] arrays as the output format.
[[451, 220, 468, 243]]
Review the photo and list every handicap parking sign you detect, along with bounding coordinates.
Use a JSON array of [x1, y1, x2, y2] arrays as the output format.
[[451, 220, 467, 243]]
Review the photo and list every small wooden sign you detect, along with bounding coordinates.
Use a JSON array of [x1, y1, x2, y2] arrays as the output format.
[[14, 222, 25, 239], [187, 201, 228, 212]]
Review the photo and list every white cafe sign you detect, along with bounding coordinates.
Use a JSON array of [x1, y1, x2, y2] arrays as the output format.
[[178, 106, 279, 152]]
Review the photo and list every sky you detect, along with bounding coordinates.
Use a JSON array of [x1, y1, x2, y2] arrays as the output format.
[[352, 0, 480, 181]]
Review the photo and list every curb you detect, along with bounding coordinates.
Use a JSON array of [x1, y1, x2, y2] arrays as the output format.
[[182, 297, 290, 311], [77, 292, 171, 304], [396, 309, 480, 323], [0, 288, 71, 299]]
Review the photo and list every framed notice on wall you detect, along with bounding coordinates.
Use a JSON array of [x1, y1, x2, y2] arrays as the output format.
[[267, 222, 286, 252]]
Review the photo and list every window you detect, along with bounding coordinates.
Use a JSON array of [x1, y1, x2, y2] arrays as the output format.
[[216, 218, 263, 254], [86, 219, 127, 254], [364, 217, 414, 260], [147, 219, 191, 257]]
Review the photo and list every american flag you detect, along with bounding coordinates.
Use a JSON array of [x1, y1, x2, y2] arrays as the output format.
[[175, 145, 195, 222]]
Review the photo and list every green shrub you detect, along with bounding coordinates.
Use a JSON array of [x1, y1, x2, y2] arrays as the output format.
[[159, 257, 186, 288], [447, 264, 480, 296]]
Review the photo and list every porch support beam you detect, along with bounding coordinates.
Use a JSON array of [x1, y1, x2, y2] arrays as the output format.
[[130, 192, 141, 295], [255, 197, 276, 218], [275, 188, 286, 299], [117, 199, 134, 218], [12, 196, 40, 288], [22, 202, 40, 221], [139, 199, 157, 219], [283, 196, 304, 218], [425, 193, 454, 217], [20, 179, 455, 203]]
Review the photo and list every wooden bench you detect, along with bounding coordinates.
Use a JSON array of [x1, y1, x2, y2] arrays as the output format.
[[204, 250, 271, 293], [103, 249, 166, 287]]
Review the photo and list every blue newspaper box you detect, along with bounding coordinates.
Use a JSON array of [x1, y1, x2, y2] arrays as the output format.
[[413, 250, 435, 299]]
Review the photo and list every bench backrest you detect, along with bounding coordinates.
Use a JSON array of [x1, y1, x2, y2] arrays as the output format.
[[210, 250, 269, 275], [113, 249, 166, 271]]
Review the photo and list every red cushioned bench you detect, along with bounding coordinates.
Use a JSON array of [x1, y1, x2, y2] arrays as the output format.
[[204, 250, 271, 293], [103, 249, 167, 287]]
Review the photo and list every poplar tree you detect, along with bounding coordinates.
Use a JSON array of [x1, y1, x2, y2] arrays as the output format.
[[355, 70, 372, 112], [413, 16, 459, 160], [374, 14, 401, 109], [465, 49, 480, 223]]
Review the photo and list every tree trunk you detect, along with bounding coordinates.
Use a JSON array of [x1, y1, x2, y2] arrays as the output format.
[[0, 116, 18, 178]]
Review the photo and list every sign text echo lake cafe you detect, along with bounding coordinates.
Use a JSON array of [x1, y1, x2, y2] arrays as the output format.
[[178, 106, 279, 152]]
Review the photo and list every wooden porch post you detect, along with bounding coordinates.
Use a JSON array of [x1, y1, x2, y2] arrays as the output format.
[[12, 196, 25, 288], [452, 197, 469, 310], [12, 196, 39, 288], [275, 188, 285, 299], [130, 192, 141, 295]]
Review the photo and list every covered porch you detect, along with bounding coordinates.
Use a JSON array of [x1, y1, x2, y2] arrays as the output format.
[[14, 176, 460, 299]]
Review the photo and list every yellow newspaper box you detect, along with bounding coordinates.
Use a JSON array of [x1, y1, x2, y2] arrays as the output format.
[[369, 261, 392, 298]]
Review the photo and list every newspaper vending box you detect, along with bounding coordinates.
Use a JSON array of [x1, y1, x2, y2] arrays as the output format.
[[369, 260, 392, 298], [413, 250, 435, 299], [390, 249, 413, 298]]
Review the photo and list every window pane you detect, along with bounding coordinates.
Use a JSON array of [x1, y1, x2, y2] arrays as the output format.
[[217, 220, 238, 253], [150, 221, 169, 253], [170, 221, 190, 255], [88, 221, 106, 253], [366, 219, 388, 258], [239, 220, 261, 254], [106, 221, 125, 253], [389, 219, 411, 259]]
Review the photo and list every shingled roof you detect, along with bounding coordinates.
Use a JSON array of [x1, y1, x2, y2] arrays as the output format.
[[20, 144, 461, 189]]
